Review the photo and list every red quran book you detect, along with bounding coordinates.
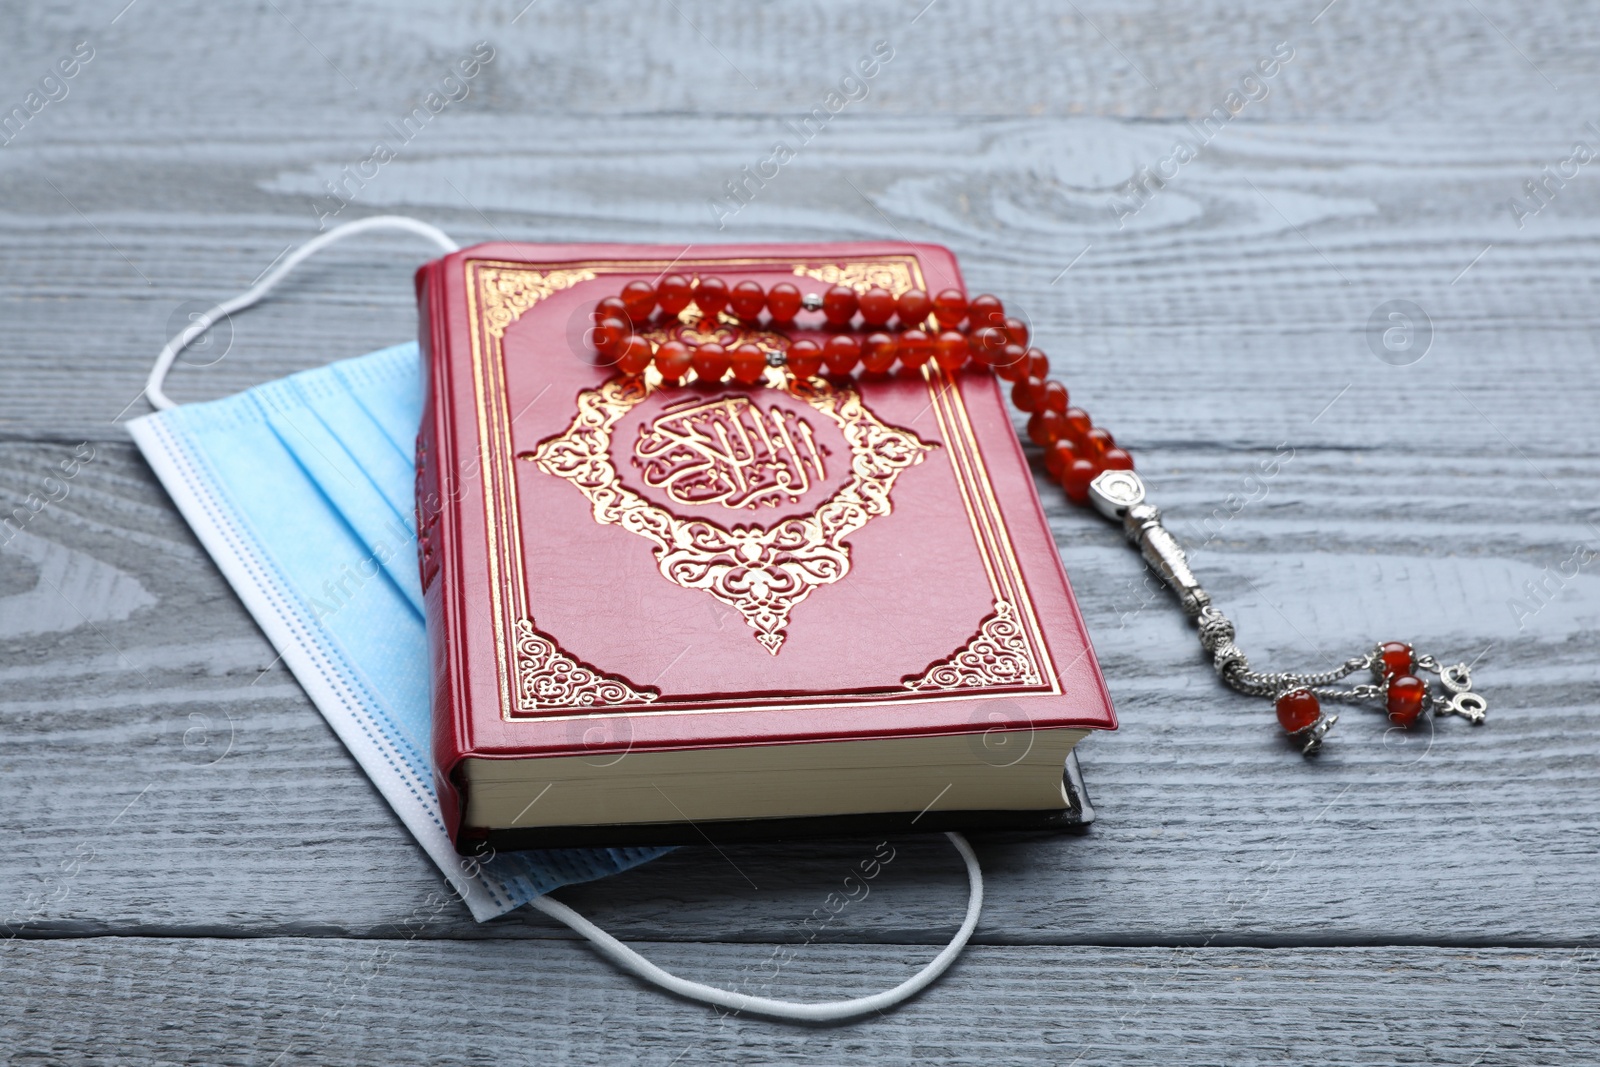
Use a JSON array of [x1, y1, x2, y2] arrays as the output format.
[[414, 242, 1117, 851]]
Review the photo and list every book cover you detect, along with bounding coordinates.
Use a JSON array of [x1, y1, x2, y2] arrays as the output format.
[[415, 242, 1117, 848]]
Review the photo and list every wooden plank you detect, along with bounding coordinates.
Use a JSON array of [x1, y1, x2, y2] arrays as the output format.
[[5, 442, 1596, 943], [2, 114, 1596, 455], [2, 938, 1595, 1065], [1, 0, 1586, 124]]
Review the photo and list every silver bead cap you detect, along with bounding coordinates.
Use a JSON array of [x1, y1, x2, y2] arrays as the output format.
[[1088, 469, 1146, 519]]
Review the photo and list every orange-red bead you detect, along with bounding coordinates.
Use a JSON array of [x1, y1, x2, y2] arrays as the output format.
[[787, 339, 824, 378], [934, 330, 969, 371], [620, 280, 657, 322], [933, 289, 968, 330], [1063, 407, 1091, 441], [822, 285, 858, 326], [730, 343, 766, 384], [1012, 376, 1046, 412], [693, 277, 729, 316], [898, 329, 933, 369], [1387, 675, 1428, 727], [656, 274, 693, 315], [766, 282, 802, 323], [1083, 427, 1115, 459], [1044, 439, 1081, 479], [858, 287, 897, 327], [1004, 317, 1029, 348], [692, 342, 730, 383], [1039, 380, 1068, 414], [614, 335, 652, 374], [968, 294, 1004, 329], [861, 332, 898, 373], [1379, 642, 1413, 679], [1275, 688, 1321, 733], [1101, 448, 1134, 471], [896, 288, 933, 326], [1026, 349, 1049, 378], [823, 334, 861, 375], [592, 317, 630, 359], [729, 280, 766, 320], [654, 340, 693, 383], [993, 343, 1029, 381], [594, 296, 629, 325], [1028, 410, 1066, 446], [1061, 458, 1098, 505]]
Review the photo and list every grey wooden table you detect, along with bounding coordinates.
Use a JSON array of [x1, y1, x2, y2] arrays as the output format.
[[3, 2, 1598, 1063]]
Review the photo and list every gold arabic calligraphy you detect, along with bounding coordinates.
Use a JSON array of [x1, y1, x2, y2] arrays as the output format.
[[634, 395, 830, 510]]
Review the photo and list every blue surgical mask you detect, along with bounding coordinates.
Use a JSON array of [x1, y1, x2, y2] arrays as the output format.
[[126, 217, 981, 1020], [128, 340, 673, 920]]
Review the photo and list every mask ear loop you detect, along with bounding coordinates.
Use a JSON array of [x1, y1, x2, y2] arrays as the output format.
[[528, 831, 983, 1022], [142, 219, 987, 1019], [144, 215, 460, 411]]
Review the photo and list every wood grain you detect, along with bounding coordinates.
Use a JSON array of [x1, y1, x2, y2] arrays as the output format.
[[2, 939, 1596, 1065]]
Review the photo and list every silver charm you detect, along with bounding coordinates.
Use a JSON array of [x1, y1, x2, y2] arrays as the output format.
[[1440, 691, 1488, 725], [1085, 469, 1490, 752]]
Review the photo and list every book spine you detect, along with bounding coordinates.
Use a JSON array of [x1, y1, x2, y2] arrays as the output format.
[[414, 260, 468, 845]]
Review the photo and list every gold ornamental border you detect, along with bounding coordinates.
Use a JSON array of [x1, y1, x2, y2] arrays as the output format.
[[462, 254, 1060, 722]]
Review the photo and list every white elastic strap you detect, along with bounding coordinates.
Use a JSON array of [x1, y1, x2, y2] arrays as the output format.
[[527, 831, 983, 1022], [143, 215, 459, 411]]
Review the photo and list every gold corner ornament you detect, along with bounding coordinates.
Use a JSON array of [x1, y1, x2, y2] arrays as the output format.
[[902, 601, 1044, 691], [523, 373, 935, 655], [513, 619, 659, 713], [479, 267, 598, 338], [793, 262, 915, 296]]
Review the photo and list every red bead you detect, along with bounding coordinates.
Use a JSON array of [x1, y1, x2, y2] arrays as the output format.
[[654, 340, 693, 383], [1083, 427, 1115, 459], [592, 317, 630, 358], [729, 280, 766, 320], [620, 280, 657, 323], [729, 343, 766, 384], [897, 329, 933, 369], [861, 332, 898, 374], [615, 335, 652, 374], [656, 274, 693, 316], [1275, 688, 1321, 733], [1063, 407, 1091, 441], [933, 289, 968, 330], [993, 343, 1030, 381], [594, 296, 628, 323], [1379, 641, 1413, 680], [1027, 350, 1050, 378], [1061, 458, 1098, 505], [968, 294, 1005, 329], [1387, 674, 1428, 727], [787, 339, 824, 378], [896, 288, 933, 327], [1012, 376, 1046, 412], [1101, 447, 1134, 471], [766, 282, 802, 323], [934, 330, 969, 371], [823, 334, 861, 375], [1039, 380, 1068, 414], [858, 287, 896, 327], [692, 342, 730, 383], [1004, 317, 1029, 348], [822, 285, 858, 326], [1044, 439, 1080, 479], [969, 326, 1006, 366], [1028, 410, 1066, 446], [693, 277, 729, 316]]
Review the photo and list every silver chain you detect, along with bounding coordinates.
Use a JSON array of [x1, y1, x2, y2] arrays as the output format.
[[1084, 469, 1488, 753]]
